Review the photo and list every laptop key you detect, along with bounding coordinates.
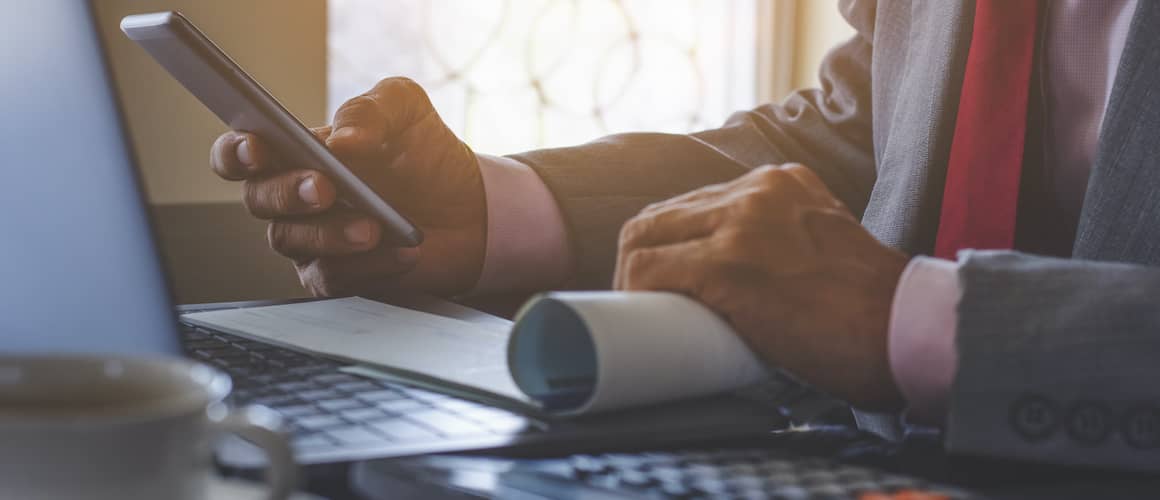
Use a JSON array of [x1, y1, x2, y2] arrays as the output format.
[[317, 399, 364, 412], [376, 399, 427, 413], [341, 408, 388, 421], [289, 365, 336, 377], [294, 415, 347, 431], [275, 381, 317, 392], [184, 340, 223, 350], [369, 418, 440, 441], [182, 328, 210, 340], [252, 394, 302, 407], [247, 374, 281, 385], [356, 390, 404, 403], [276, 405, 322, 418], [326, 426, 389, 445], [293, 434, 336, 451], [408, 410, 489, 437], [399, 388, 451, 403], [334, 381, 379, 393], [297, 389, 342, 401], [310, 373, 360, 384]]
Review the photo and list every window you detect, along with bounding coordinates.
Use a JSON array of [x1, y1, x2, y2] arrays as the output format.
[[328, 0, 764, 154]]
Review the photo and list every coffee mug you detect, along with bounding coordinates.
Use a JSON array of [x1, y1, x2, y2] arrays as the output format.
[[0, 355, 297, 500]]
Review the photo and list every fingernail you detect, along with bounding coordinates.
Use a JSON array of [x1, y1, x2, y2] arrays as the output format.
[[344, 220, 374, 245], [236, 138, 255, 167], [395, 247, 420, 265], [298, 176, 321, 207]]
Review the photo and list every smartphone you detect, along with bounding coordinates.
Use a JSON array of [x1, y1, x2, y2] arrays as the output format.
[[121, 11, 423, 247]]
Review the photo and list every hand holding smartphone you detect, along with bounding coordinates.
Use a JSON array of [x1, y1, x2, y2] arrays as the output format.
[[121, 11, 423, 247]]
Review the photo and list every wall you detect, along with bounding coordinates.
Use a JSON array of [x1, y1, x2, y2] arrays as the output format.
[[94, 0, 327, 204], [93, 0, 326, 302], [792, 0, 858, 90]]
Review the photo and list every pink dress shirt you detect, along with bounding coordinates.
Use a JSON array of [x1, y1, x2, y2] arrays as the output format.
[[472, 0, 1138, 421]]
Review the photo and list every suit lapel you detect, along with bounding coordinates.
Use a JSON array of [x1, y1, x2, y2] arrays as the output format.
[[1073, 0, 1160, 263]]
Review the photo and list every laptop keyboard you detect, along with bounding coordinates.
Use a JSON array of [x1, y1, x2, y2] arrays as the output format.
[[181, 323, 539, 459], [523, 448, 976, 499], [366, 435, 980, 500]]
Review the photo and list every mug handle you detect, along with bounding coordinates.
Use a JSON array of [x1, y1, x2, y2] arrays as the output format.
[[211, 405, 298, 500]]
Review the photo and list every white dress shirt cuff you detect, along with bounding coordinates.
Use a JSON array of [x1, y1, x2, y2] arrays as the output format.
[[471, 154, 572, 294], [887, 256, 962, 423]]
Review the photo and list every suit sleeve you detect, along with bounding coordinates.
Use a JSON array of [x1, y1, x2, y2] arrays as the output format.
[[945, 250, 1160, 471], [510, 0, 879, 289]]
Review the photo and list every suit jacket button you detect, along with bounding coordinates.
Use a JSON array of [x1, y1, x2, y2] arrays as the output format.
[[1066, 402, 1113, 445], [1122, 407, 1160, 449], [1010, 395, 1059, 442]]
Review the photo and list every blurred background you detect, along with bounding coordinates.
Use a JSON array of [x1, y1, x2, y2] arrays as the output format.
[[94, 0, 853, 304]]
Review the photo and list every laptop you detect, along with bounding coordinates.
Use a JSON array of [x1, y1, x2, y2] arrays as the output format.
[[0, 1, 804, 468]]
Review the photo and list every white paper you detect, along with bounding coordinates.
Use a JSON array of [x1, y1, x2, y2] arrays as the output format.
[[509, 291, 770, 415], [182, 297, 529, 403]]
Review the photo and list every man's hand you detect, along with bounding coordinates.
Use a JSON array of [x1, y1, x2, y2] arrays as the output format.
[[614, 165, 910, 410], [210, 77, 485, 297]]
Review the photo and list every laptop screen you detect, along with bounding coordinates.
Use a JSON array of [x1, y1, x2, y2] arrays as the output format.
[[0, 1, 180, 356]]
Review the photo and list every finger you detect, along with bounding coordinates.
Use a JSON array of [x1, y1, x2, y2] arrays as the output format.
[[637, 183, 730, 216], [210, 131, 263, 180], [210, 127, 333, 181], [620, 200, 728, 251], [267, 212, 382, 260], [243, 169, 338, 219], [310, 126, 332, 142], [326, 77, 436, 163], [615, 202, 728, 289], [775, 164, 851, 214], [296, 247, 421, 297], [616, 240, 712, 293]]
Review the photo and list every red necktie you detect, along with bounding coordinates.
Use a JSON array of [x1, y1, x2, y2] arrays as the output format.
[[933, 0, 1040, 259]]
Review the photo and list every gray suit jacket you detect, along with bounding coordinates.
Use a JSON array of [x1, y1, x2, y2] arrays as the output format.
[[511, 0, 1160, 470]]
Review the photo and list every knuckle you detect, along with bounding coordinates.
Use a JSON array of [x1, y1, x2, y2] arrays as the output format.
[[735, 191, 770, 216], [641, 200, 667, 214], [271, 176, 302, 212], [310, 126, 332, 141], [389, 76, 421, 90], [311, 223, 340, 251], [337, 94, 379, 119], [376, 76, 434, 115], [247, 177, 298, 216], [621, 250, 652, 289], [716, 230, 755, 261], [378, 76, 423, 100], [624, 248, 650, 272], [242, 181, 266, 217], [266, 223, 291, 255], [781, 162, 809, 176], [619, 215, 651, 248], [754, 164, 784, 185]]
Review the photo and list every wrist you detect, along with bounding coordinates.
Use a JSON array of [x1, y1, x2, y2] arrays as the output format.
[[865, 248, 911, 410], [471, 154, 573, 294], [887, 256, 961, 422]]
